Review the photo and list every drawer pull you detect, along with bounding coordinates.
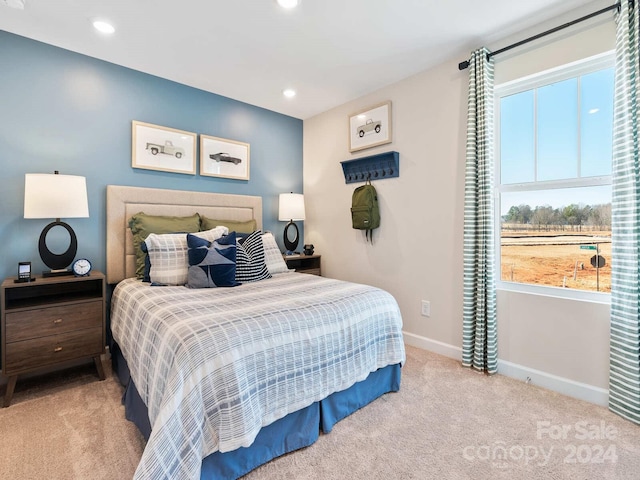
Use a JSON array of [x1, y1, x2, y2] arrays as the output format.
[[53, 318, 63, 324], [54, 346, 63, 352]]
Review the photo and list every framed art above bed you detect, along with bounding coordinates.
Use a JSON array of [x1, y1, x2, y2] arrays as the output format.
[[200, 134, 250, 181], [131, 121, 197, 175]]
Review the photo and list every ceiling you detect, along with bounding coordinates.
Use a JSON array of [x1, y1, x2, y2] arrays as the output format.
[[0, 0, 597, 120]]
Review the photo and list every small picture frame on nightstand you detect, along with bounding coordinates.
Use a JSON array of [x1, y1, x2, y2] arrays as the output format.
[[15, 261, 35, 283]]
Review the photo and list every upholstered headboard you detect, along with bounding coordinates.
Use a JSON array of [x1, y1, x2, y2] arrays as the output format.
[[106, 185, 263, 284]]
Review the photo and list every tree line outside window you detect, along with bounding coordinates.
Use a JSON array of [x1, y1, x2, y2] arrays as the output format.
[[502, 203, 611, 231]]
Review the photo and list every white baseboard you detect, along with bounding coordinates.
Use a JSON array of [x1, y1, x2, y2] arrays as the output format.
[[402, 331, 608, 407], [497, 359, 609, 407], [402, 331, 462, 360]]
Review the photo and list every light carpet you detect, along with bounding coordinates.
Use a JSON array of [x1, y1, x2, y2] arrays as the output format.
[[1, 345, 639, 479]]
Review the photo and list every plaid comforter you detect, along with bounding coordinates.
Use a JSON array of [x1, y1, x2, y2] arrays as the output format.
[[111, 273, 405, 479]]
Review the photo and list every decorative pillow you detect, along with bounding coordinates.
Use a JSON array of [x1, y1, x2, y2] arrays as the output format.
[[186, 232, 238, 288], [144, 226, 228, 285], [200, 216, 257, 234], [141, 241, 152, 282], [129, 212, 201, 279], [261, 232, 290, 275], [235, 230, 271, 283]]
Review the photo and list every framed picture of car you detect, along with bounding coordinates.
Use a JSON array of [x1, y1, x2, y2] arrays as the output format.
[[200, 134, 250, 181], [132, 121, 197, 175], [348, 101, 392, 153]]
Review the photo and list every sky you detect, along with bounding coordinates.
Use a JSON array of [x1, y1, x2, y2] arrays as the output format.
[[499, 66, 614, 215]]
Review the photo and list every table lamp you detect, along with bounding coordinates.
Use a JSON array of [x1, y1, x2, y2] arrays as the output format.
[[24, 171, 89, 276], [278, 193, 305, 255]]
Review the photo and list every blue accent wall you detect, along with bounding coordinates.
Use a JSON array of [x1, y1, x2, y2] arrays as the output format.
[[0, 31, 303, 280]]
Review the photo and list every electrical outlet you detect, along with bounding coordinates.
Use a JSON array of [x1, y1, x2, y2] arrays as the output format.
[[421, 300, 431, 317]]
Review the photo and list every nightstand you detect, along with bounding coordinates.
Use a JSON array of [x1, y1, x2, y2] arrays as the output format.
[[1, 271, 106, 407], [284, 254, 321, 276]]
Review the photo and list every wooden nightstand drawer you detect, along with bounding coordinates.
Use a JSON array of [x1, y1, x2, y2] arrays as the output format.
[[5, 300, 103, 343], [4, 327, 103, 374]]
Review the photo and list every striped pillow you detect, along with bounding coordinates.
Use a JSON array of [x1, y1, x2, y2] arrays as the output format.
[[145, 226, 228, 285], [235, 230, 271, 283]]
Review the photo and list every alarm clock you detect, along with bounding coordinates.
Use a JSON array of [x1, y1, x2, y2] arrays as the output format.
[[303, 244, 314, 255], [72, 258, 92, 277]]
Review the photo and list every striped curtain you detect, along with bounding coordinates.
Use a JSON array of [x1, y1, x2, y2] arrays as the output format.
[[462, 47, 497, 375], [610, 0, 640, 424]]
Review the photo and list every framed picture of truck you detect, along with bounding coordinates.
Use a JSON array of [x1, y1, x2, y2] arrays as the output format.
[[132, 121, 197, 175], [200, 134, 250, 181], [348, 101, 392, 153]]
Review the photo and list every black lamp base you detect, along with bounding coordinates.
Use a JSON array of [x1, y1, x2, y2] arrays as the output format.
[[283, 220, 300, 254], [38, 220, 78, 276], [42, 269, 74, 278]]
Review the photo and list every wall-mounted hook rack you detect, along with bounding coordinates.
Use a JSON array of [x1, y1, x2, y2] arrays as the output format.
[[340, 151, 399, 184]]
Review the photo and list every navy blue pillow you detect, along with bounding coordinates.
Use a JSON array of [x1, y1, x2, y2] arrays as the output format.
[[186, 231, 238, 288], [141, 241, 151, 283]]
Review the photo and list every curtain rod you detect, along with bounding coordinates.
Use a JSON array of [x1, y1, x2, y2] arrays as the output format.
[[458, 2, 621, 71]]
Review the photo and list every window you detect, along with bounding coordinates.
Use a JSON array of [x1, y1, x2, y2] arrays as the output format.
[[495, 53, 614, 299]]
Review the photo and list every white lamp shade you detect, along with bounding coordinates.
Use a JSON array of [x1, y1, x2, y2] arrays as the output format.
[[278, 193, 305, 221], [24, 173, 89, 219]]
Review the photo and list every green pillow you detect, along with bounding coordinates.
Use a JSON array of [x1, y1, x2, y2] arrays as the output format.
[[200, 216, 257, 234], [129, 212, 201, 279]]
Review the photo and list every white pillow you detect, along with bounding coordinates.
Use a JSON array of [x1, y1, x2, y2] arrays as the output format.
[[146, 226, 228, 285], [261, 232, 291, 275]]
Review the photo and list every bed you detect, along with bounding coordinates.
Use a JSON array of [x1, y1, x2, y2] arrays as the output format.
[[106, 185, 405, 479]]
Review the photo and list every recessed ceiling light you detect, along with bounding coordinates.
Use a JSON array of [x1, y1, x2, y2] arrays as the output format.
[[277, 0, 300, 9], [283, 89, 296, 98], [3, 0, 25, 9], [92, 20, 115, 34]]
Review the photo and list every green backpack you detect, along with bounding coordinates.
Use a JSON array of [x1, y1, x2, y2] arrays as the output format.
[[351, 179, 380, 243]]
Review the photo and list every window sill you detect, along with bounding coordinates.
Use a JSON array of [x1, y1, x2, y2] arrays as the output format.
[[497, 281, 610, 305]]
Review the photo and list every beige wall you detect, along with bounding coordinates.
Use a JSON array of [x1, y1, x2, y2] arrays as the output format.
[[304, 58, 467, 349], [304, 0, 615, 403]]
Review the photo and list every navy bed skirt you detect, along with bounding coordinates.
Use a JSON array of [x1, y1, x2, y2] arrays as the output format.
[[112, 343, 401, 479]]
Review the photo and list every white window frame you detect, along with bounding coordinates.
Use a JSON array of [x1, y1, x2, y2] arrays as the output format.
[[494, 51, 614, 304]]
